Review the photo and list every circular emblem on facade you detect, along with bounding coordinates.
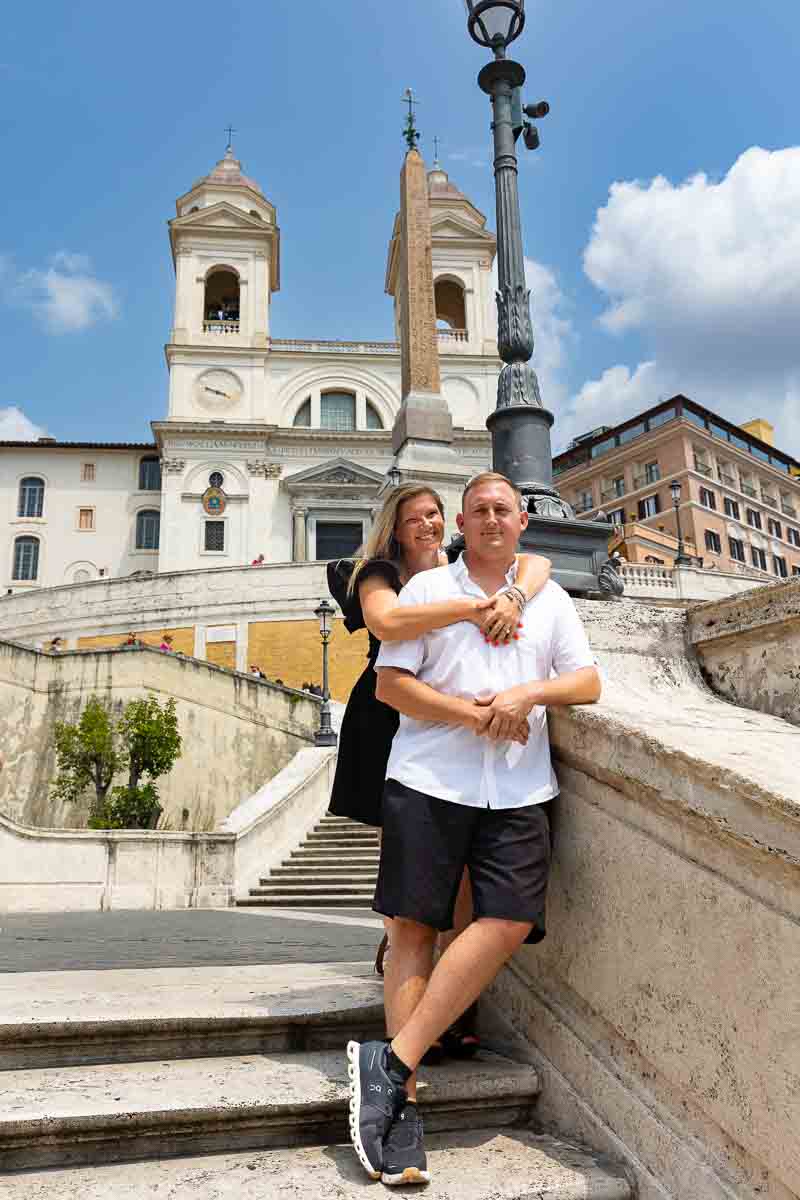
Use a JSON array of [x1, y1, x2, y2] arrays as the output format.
[[202, 486, 227, 515]]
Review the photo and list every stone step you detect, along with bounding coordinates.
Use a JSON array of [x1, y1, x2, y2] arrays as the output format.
[[237, 895, 377, 908], [261, 877, 376, 889], [288, 849, 380, 861], [267, 867, 377, 879], [0, 964, 385, 1072], [0, 1048, 540, 1172], [5, 1130, 632, 1198], [250, 882, 374, 895], [304, 834, 379, 846]]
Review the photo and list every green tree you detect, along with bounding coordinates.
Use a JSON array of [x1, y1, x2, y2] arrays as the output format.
[[51, 694, 182, 830], [51, 697, 121, 824], [106, 696, 182, 829]]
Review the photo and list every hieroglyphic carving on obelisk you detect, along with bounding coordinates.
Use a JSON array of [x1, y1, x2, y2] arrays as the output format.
[[392, 148, 454, 454]]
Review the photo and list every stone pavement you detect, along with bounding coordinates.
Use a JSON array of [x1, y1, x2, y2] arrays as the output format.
[[0, 907, 382, 973]]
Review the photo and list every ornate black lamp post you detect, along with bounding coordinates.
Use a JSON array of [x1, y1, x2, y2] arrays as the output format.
[[313, 599, 338, 747], [463, 0, 616, 594], [670, 480, 692, 566]]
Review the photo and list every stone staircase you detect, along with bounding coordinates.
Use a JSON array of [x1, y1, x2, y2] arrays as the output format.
[[0, 964, 633, 1198], [238, 814, 380, 909]]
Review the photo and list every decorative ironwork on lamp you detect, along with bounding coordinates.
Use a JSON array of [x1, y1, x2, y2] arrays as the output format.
[[464, 0, 526, 55]]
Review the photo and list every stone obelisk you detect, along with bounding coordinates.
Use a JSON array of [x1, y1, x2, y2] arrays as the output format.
[[387, 147, 468, 517]]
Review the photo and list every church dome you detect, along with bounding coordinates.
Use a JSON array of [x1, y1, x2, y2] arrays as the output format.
[[194, 147, 264, 196]]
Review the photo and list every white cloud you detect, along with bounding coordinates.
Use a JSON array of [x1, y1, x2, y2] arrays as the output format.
[[0, 406, 46, 440], [12, 252, 118, 333], [561, 146, 800, 456]]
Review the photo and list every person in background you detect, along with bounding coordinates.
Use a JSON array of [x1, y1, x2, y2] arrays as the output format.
[[159, 634, 174, 652], [47, 636, 63, 653]]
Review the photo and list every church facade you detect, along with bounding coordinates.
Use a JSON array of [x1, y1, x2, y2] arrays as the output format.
[[1, 147, 499, 593]]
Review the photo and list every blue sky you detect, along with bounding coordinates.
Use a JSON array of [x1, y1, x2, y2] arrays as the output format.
[[3, 0, 800, 455]]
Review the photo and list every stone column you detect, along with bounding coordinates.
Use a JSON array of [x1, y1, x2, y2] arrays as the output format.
[[292, 508, 308, 562]]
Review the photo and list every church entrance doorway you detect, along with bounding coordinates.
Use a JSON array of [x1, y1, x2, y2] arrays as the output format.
[[315, 522, 363, 561]]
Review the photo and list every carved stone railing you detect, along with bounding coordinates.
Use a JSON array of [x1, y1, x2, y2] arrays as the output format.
[[203, 320, 240, 334], [618, 564, 677, 594], [437, 328, 469, 345], [271, 337, 399, 355]]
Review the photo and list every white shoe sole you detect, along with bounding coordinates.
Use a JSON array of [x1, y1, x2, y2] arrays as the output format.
[[346, 1039, 381, 1180], [381, 1167, 431, 1186]]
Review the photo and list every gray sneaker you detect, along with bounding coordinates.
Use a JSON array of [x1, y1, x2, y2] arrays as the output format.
[[346, 1039, 406, 1179], [381, 1100, 430, 1186]]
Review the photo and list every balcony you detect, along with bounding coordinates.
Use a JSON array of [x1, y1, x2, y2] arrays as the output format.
[[601, 486, 625, 503], [781, 502, 797, 518], [761, 492, 778, 508], [741, 482, 757, 498], [203, 320, 240, 334], [437, 328, 469, 346], [693, 460, 712, 477], [718, 471, 737, 488]]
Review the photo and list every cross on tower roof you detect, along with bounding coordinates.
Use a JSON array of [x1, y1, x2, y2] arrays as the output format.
[[402, 88, 420, 151], [224, 124, 237, 151], [433, 135, 441, 168]]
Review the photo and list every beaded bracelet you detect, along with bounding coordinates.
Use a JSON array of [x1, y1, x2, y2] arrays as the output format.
[[506, 585, 528, 612]]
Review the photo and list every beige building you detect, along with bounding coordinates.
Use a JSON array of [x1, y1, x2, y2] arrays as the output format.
[[554, 394, 800, 580]]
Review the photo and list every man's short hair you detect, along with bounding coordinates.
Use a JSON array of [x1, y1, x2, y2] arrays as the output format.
[[462, 471, 524, 512]]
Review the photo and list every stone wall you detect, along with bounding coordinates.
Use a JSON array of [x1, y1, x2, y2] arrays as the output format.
[[486, 599, 800, 1200], [0, 563, 369, 702], [686, 577, 800, 727], [0, 640, 319, 831]]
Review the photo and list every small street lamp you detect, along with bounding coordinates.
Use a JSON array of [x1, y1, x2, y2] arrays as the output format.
[[670, 480, 692, 567], [313, 599, 338, 747]]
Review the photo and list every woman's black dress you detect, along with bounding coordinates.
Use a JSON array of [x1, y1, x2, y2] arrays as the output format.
[[327, 558, 403, 827]]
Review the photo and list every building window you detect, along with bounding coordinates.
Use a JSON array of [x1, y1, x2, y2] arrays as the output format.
[[366, 402, 383, 430], [204, 521, 225, 551], [12, 536, 39, 581], [729, 537, 745, 563], [612, 476, 625, 497], [751, 546, 767, 571], [574, 489, 594, 513], [320, 392, 356, 431], [18, 477, 45, 518], [768, 518, 783, 539], [209, 471, 224, 489], [638, 494, 660, 519], [434, 278, 468, 332], [618, 422, 646, 445], [315, 522, 363, 561], [793, 565, 800, 576], [81, 463, 95, 482], [647, 407, 676, 429], [699, 487, 717, 510], [773, 555, 788, 578], [293, 398, 311, 427], [135, 510, 160, 550], [788, 528, 800, 548], [746, 508, 762, 530], [723, 497, 740, 520], [644, 461, 660, 484], [607, 508, 625, 526], [78, 508, 95, 531], [138, 457, 162, 491], [204, 267, 240, 325], [704, 530, 722, 554]]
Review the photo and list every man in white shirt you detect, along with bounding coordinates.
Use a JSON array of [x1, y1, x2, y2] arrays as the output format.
[[346, 472, 601, 1187]]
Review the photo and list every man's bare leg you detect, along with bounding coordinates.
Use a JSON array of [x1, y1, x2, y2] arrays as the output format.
[[383, 917, 438, 1101], [438, 869, 472, 954], [390, 917, 532, 1073]]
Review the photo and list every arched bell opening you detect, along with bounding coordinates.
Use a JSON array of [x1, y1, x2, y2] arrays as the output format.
[[204, 268, 240, 330]]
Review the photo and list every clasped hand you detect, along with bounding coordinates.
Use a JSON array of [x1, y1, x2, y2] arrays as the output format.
[[470, 592, 521, 645], [472, 686, 535, 745]]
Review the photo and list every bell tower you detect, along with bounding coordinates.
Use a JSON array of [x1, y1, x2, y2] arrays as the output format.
[[165, 143, 280, 424]]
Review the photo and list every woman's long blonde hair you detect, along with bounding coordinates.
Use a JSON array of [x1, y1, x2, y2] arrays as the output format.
[[347, 484, 445, 595]]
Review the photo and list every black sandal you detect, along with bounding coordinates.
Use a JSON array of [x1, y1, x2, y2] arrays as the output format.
[[440, 1002, 480, 1060], [374, 933, 389, 977], [420, 1040, 444, 1066]]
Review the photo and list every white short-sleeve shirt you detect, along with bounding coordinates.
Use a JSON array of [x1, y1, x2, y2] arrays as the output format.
[[375, 554, 596, 810]]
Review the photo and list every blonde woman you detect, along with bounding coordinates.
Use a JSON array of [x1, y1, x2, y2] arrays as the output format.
[[327, 484, 551, 1028]]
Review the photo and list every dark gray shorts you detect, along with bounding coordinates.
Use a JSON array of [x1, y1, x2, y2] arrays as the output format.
[[373, 779, 551, 945]]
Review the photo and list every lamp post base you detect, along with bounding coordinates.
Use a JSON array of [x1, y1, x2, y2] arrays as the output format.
[[314, 730, 338, 748], [519, 513, 614, 597]]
